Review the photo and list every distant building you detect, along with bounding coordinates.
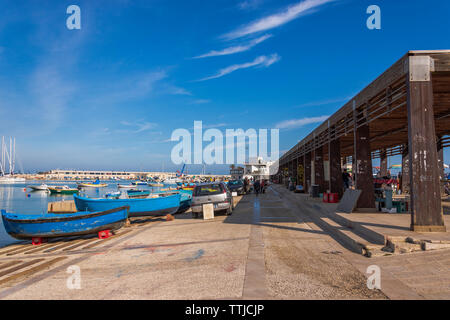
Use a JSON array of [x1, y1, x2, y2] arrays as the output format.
[[242, 157, 274, 180], [43, 169, 229, 180], [230, 167, 244, 180]]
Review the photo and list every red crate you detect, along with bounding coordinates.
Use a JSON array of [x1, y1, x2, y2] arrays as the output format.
[[98, 230, 112, 239], [323, 193, 329, 203], [328, 193, 339, 203], [32, 237, 47, 245]]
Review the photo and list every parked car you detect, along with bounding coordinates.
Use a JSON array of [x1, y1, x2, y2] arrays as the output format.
[[191, 182, 233, 218], [227, 180, 245, 195]]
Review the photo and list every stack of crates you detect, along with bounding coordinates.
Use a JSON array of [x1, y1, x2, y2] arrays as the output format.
[[392, 200, 406, 213]]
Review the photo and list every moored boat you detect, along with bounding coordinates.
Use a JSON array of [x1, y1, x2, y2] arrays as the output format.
[[132, 181, 148, 186], [74, 193, 181, 217], [1, 206, 129, 240], [28, 184, 49, 191], [48, 185, 79, 194], [118, 184, 135, 189], [127, 189, 151, 198]]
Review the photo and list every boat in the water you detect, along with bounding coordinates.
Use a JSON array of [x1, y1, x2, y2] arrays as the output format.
[[0, 137, 26, 184], [148, 182, 164, 187], [118, 184, 135, 189], [127, 189, 151, 198], [78, 179, 107, 188], [48, 185, 79, 194], [0, 176, 26, 184], [28, 184, 49, 191], [73, 193, 181, 217], [132, 181, 148, 186], [1, 206, 129, 240]]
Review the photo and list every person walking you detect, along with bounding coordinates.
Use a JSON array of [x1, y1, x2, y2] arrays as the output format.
[[254, 179, 261, 196], [342, 169, 350, 190]]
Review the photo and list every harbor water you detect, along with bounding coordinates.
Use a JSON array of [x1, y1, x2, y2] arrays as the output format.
[[0, 181, 170, 248]]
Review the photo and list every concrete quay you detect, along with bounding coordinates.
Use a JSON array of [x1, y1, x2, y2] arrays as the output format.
[[0, 186, 448, 299]]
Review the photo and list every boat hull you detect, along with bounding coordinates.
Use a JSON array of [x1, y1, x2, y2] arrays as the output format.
[[1, 206, 129, 240], [48, 188, 79, 195], [78, 183, 108, 188], [28, 185, 48, 191], [74, 193, 181, 217]]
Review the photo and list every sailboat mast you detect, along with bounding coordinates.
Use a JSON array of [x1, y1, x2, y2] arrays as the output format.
[[12, 137, 15, 174], [9, 137, 12, 175], [0, 136, 4, 176]]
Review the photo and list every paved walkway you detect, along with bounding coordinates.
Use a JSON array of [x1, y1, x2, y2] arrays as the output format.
[[271, 184, 450, 299], [1, 186, 447, 299]]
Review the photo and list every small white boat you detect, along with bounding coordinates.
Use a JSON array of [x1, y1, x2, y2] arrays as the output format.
[[117, 184, 135, 189], [28, 184, 49, 191], [0, 176, 26, 184]]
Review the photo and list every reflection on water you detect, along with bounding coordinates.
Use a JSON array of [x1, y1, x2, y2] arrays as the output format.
[[0, 180, 169, 248]]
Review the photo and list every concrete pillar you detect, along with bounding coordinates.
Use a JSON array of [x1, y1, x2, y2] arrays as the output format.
[[354, 124, 376, 209], [329, 138, 343, 198], [406, 56, 445, 231], [380, 149, 388, 177], [305, 152, 312, 193]]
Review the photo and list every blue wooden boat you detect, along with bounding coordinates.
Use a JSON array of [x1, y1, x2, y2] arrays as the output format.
[[1, 206, 129, 240], [132, 181, 148, 186], [178, 191, 192, 212], [74, 193, 180, 217]]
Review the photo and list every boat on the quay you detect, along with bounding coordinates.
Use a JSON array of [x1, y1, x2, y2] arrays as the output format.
[[1, 206, 129, 240], [73, 192, 181, 217]]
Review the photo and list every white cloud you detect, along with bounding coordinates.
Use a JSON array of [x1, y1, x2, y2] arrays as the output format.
[[275, 115, 329, 129], [223, 0, 335, 40], [193, 34, 272, 59], [190, 99, 211, 104], [238, 0, 265, 10], [120, 120, 157, 133], [195, 54, 280, 81]]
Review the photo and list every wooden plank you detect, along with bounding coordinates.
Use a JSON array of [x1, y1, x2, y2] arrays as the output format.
[[0, 257, 66, 286], [0, 259, 44, 278], [337, 189, 362, 213]]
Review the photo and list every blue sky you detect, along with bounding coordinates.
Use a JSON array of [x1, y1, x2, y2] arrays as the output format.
[[0, 0, 449, 174]]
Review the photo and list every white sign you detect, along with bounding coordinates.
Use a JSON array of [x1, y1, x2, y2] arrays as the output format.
[[202, 203, 214, 220]]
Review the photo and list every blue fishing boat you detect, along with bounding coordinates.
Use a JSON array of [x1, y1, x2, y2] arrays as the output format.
[[132, 181, 148, 186], [73, 193, 181, 217], [178, 191, 192, 212], [1, 206, 129, 240]]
